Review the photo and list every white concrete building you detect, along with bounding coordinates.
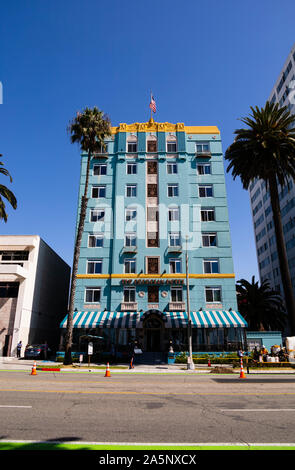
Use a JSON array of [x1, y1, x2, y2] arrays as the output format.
[[0, 235, 70, 357], [249, 43, 295, 334]]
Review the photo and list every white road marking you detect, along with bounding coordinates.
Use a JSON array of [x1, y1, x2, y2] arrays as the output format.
[[221, 408, 295, 412], [0, 405, 32, 408]]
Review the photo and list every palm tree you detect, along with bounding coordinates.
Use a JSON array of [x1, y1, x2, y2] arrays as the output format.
[[63, 107, 111, 365], [236, 276, 286, 331], [225, 101, 295, 335], [0, 155, 17, 221]]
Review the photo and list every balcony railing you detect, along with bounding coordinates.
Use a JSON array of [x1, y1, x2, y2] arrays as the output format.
[[169, 302, 186, 311], [121, 302, 138, 311], [196, 151, 211, 158]]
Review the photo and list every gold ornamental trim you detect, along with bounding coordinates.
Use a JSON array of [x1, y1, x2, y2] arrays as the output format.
[[111, 120, 220, 135]]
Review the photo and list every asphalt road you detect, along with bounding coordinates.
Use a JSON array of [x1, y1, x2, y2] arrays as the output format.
[[0, 370, 295, 445]]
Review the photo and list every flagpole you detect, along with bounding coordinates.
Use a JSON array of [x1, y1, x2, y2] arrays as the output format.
[[186, 236, 195, 370]]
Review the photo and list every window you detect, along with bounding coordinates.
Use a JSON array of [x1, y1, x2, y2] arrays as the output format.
[[90, 209, 105, 222], [127, 141, 137, 153], [205, 287, 221, 303], [167, 140, 177, 153], [197, 163, 211, 175], [88, 234, 104, 247], [203, 259, 219, 274], [169, 259, 182, 274], [196, 142, 210, 154], [200, 208, 215, 221], [124, 258, 136, 274], [125, 233, 137, 247], [147, 161, 158, 174], [168, 184, 179, 197], [147, 232, 159, 247], [95, 143, 108, 154], [146, 257, 160, 274], [168, 207, 180, 221], [0, 282, 19, 298], [0, 251, 29, 261], [169, 232, 181, 247], [87, 259, 103, 274], [124, 287, 136, 302], [93, 164, 107, 176], [147, 138, 157, 153], [126, 184, 137, 197], [171, 286, 183, 302], [199, 185, 213, 197], [127, 163, 137, 174], [125, 208, 137, 221], [85, 287, 101, 303], [202, 233, 217, 247], [167, 162, 178, 174], [92, 186, 106, 198], [147, 184, 158, 197]]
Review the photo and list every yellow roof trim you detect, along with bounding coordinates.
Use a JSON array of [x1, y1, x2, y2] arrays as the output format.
[[110, 120, 220, 135]]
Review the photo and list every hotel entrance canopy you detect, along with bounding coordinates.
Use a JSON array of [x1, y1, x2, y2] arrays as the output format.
[[60, 310, 248, 329]]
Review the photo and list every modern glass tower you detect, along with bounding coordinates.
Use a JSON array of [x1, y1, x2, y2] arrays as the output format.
[[60, 118, 247, 360], [248, 43, 295, 334]]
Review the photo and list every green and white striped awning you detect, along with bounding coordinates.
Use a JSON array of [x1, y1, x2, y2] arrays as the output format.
[[60, 310, 247, 329]]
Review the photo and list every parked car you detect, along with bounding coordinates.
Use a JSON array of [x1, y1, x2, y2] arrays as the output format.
[[24, 344, 51, 359]]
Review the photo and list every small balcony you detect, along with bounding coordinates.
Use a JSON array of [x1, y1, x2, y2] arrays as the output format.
[[169, 302, 186, 311], [123, 245, 137, 253], [121, 302, 138, 311], [93, 151, 108, 159], [195, 151, 211, 158]]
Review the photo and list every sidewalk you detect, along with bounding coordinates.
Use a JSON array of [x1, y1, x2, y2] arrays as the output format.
[[0, 357, 294, 374]]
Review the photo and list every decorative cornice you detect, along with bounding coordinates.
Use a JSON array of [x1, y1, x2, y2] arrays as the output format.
[[76, 273, 235, 279], [111, 119, 220, 135]]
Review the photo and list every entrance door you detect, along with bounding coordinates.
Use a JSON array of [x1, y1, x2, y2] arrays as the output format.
[[146, 329, 161, 352]]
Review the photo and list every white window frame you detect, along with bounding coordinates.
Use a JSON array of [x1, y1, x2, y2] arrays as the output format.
[[196, 142, 210, 154], [199, 185, 213, 198], [167, 184, 179, 197], [88, 234, 104, 248], [124, 258, 136, 274], [171, 286, 183, 302], [197, 163, 211, 175], [91, 185, 106, 198], [168, 207, 180, 221], [202, 232, 217, 247], [125, 184, 137, 198], [167, 162, 178, 174], [126, 163, 137, 175], [205, 286, 222, 303], [127, 141, 137, 153], [125, 233, 137, 247], [87, 259, 103, 274], [124, 286, 136, 302], [203, 259, 219, 274], [169, 232, 181, 247], [125, 208, 137, 221], [167, 140, 177, 153], [90, 209, 105, 222], [85, 287, 101, 303], [93, 164, 107, 176], [169, 258, 182, 274], [200, 208, 215, 221]]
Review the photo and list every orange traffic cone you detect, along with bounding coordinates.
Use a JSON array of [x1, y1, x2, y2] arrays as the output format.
[[30, 361, 37, 376], [239, 357, 246, 379], [104, 362, 111, 377]]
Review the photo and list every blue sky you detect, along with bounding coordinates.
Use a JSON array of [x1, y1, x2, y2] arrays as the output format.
[[0, 0, 294, 281]]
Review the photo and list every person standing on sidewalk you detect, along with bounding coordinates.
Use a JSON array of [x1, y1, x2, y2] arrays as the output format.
[[16, 341, 22, 358]]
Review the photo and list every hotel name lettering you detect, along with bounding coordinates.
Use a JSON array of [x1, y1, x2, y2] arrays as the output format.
[[121, 279, 184, 285]]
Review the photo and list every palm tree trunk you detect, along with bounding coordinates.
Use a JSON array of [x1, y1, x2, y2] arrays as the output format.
[[64, 150, 92, 364], [269, 172, 295, 335]]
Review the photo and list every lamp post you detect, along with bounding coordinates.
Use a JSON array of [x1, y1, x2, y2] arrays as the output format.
[[185, 237, 195, 370]]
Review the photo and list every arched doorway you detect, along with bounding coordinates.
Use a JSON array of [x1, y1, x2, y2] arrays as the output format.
[[143, 310, 165, 352]]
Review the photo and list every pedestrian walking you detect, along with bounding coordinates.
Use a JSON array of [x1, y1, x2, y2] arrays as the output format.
[[17, 341, 22, 358]]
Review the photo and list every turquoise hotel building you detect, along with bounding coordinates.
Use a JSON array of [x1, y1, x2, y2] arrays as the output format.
[[60, 118, 247, 361]]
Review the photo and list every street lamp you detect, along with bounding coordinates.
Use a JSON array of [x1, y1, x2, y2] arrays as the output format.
[[185, 237, 195, 370]]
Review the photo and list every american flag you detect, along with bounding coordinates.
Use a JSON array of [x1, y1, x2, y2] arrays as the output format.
[[149, 94, 156, 113]]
